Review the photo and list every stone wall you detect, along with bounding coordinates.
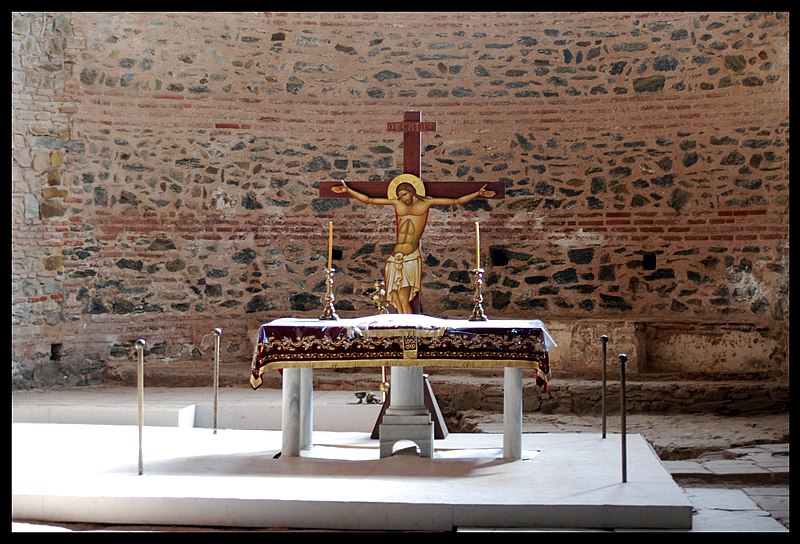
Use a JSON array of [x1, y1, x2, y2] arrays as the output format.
[[11, 12, 789, 389]]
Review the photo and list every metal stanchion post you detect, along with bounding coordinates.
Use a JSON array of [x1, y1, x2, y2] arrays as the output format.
[[213, 328, 222, 434], [618, 353, 628, 483], [601, 335, 608, 439], [135, 339, 146, 475]]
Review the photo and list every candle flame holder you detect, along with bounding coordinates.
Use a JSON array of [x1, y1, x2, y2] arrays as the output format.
[[468, 267, 488, 321], [319, 266, 339, 320]]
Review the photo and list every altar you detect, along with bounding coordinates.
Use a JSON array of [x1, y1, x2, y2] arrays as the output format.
[[251, 314, 554, 459]]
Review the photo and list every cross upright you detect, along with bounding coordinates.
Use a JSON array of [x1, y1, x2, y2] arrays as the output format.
[[390, 110, 436, 178]]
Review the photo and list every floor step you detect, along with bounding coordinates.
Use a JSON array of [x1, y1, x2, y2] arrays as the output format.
[[11, 387, 383, 432]]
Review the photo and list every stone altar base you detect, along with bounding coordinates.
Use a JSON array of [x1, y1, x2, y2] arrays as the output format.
[[12, 422, 693, 531], [379, 413, 435, 458]]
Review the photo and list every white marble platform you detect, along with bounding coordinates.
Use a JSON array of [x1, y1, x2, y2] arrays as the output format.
[[12, 386, 789, 532], [12, 421, 692, 531]]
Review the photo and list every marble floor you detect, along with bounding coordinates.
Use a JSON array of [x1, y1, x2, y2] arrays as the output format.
[[11, 386, 788, 532]]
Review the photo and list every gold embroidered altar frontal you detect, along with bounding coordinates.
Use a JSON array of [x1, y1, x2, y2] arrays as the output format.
[[250, 314, 554, 390]]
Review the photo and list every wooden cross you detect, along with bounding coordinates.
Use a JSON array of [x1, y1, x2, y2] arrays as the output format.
[[319, 111, 504, 314]]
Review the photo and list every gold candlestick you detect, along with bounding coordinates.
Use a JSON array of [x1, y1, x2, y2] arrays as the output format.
[[468, 267, 488, 321], [319, 266, 339, 320]]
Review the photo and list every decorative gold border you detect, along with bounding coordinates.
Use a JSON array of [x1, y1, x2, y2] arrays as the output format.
[[268, 334, 401, 353], [424, 333, 546, 353]]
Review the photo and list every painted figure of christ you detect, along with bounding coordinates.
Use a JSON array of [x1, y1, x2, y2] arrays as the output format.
[[332, 173, 495, 314]]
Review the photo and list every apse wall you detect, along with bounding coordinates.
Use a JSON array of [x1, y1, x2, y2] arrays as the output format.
[[11, 12, 789, 388]]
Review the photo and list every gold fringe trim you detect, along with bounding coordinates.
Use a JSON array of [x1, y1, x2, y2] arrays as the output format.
[[356, 327, 447, 339], [258, 358, 544, 370], [251, 360, 551, 389]]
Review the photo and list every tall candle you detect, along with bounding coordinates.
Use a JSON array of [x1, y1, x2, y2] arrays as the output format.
[[475, 221, 481, 270], [327, 220, 333, 269]]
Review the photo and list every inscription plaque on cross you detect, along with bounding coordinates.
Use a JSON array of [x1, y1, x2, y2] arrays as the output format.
[[319, 110, 504, 314]]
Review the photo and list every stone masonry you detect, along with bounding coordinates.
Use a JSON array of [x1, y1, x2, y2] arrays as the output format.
[[11, 12, 789, 392]]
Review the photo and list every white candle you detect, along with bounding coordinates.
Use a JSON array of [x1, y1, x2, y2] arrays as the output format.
[[327, 220, 333, 269], [475, 221, 481, 270]]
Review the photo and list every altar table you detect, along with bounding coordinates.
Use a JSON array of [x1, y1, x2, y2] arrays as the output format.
[[250, 314, 554, 459]]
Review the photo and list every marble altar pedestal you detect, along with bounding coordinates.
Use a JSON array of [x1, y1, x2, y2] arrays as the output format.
[[378, 366, 434, 458]]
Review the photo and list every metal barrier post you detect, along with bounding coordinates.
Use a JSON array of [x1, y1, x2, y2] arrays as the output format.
[[601, 335, 608, 438], [618, 353, 628, 483], [213, 328, 222, 434], [135, 339, 146, 475]]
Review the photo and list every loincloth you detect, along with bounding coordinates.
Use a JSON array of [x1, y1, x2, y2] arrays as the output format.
[[384, 248, 421, 302]]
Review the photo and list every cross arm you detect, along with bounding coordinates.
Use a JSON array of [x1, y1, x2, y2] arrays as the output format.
[[319, 180, 505, 199], [319, 181, 390, 199]]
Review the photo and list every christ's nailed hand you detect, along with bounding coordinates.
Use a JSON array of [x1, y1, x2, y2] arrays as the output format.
[[478, 184, 496, 198]]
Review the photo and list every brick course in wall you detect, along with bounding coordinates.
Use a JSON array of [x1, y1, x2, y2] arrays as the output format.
[[11, 12, 789, 389]]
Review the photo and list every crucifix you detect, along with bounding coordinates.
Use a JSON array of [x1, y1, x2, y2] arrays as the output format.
[[319, 110, 504, 454], [319, 111, 504, 314]]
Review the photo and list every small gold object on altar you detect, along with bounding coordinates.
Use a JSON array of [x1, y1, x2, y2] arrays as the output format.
[[319, 266, 339, 320], [369, 279, 389, 314], [469, 267, 488, 321]]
